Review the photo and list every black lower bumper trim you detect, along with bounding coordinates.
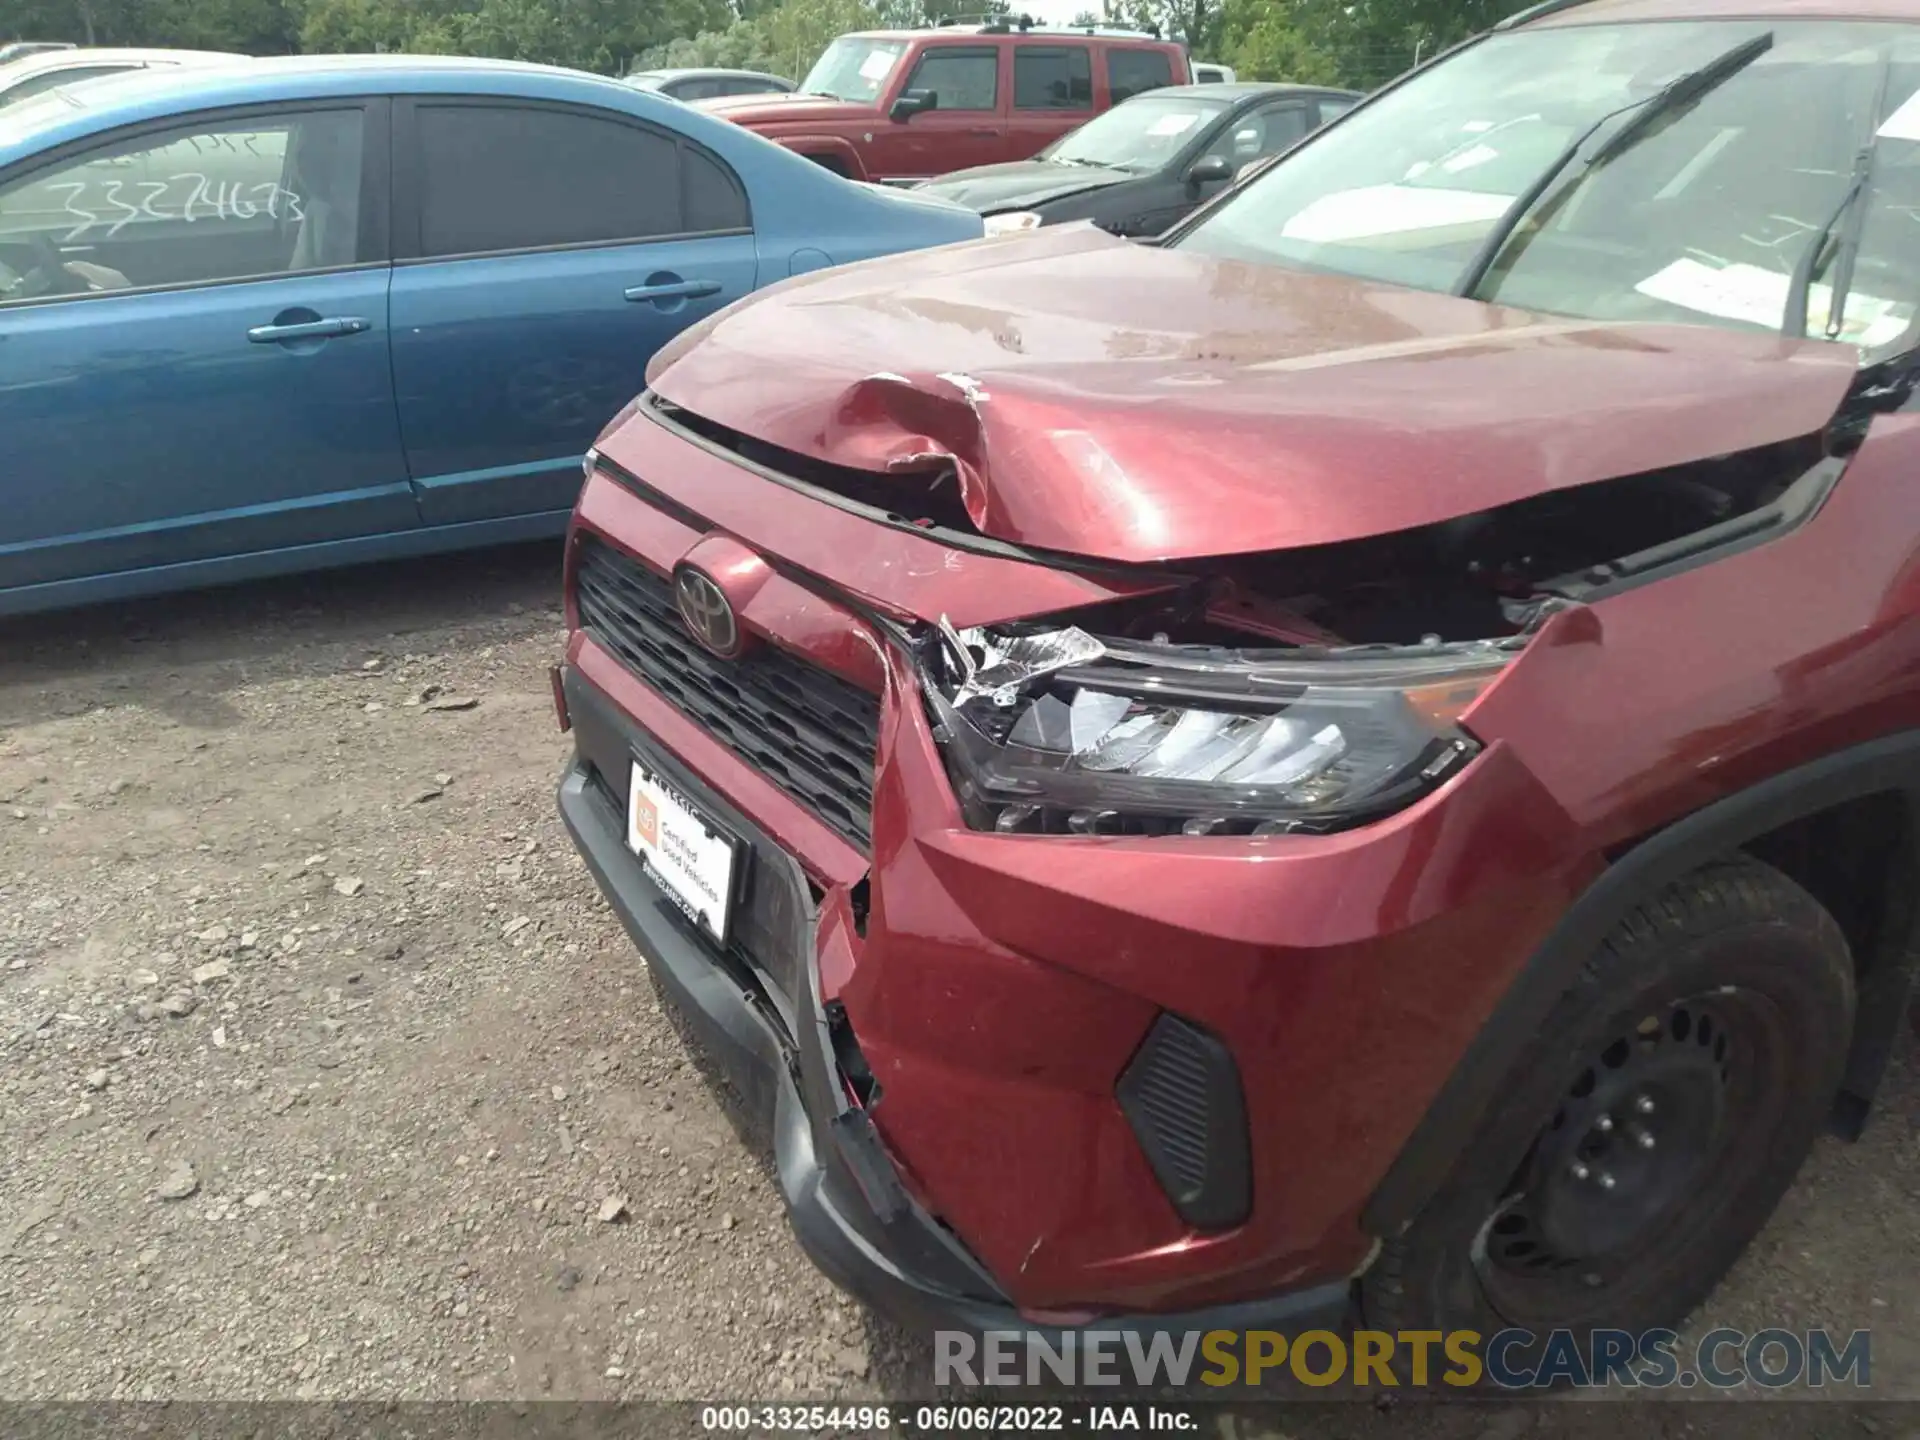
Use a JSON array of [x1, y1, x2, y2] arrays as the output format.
[[557, 664, 1355, 1339]]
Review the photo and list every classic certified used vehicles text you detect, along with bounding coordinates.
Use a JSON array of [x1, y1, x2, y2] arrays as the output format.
[[559, 0, 1920, 1343], [0, 56, 980, 616]]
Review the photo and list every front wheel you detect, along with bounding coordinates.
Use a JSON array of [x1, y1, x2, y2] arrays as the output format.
[[1363, 857, 1855, 1346]]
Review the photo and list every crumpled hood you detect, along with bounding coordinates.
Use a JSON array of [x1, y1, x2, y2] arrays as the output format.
[[641, 224, 1861, 564], [693, 91, 871, 123], [916, 159, 1128, 213]]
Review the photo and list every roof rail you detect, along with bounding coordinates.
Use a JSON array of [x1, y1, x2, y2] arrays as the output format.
[[1495, 0, 1599, 30], [933, 11, 1034, 31], [929, 12, 1162, 37]]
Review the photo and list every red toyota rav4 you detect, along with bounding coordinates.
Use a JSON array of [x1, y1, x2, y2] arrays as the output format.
[[696, 19, 1191, 184], [559, 0, 1920, 1344]]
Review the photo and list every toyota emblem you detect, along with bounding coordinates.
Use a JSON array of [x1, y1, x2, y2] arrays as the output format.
[[673, 565, 741, 658]]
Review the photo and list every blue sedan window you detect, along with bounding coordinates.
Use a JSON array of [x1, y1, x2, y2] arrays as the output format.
[[0, 107, 363, 303], [413, 103, 746, 258]]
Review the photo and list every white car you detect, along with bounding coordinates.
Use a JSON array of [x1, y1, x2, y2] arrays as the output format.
[[1191, 62, 1237, 84], [0, 48, 247, 109]]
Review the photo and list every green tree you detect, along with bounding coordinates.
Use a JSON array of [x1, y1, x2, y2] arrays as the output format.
[[635, 0, 882, 83], [1215, 0, 1336, 83], [296, 0, 732, 72], [9, 0, 1542, 85], [1, 0, 300, 47], [1093, 0, 1541, 87], [296, 0, 418, 53], [756, 0, 877, 79], [145, 0, 300, 51], [1101, 0, 1208, 51], [1287, 0, 1536, 88]]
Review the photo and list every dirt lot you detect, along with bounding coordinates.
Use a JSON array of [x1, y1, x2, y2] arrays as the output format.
[[3, 544, 1920, 1428]]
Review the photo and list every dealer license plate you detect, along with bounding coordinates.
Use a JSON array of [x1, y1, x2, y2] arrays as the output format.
[[626, 761, 739, 947]]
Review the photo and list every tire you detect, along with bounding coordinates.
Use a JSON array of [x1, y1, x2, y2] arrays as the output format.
[[805, 153, 851, 178], [1362, 856, 1855, 1347]]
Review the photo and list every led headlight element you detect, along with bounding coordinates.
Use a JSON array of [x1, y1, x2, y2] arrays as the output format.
[[925, 623, 1513, 836]]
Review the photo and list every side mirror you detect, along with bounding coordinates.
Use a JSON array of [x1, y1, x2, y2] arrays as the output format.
[[890, 88, 937, 122], [1186, 153, 1235, 188]]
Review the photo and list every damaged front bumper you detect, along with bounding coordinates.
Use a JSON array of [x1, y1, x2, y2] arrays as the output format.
[[557, 666, 1357, 1337]]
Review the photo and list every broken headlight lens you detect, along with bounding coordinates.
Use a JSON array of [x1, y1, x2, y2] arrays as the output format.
[[924, 623, 1508, 836]]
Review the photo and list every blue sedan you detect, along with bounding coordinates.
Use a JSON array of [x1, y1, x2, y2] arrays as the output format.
[[0, 56, 983, 615]]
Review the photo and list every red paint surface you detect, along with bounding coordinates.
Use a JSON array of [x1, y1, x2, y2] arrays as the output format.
[[571, 164, 1920, 1312], [566, 403, 1920, 1313], [646, 224, 1859, 563]]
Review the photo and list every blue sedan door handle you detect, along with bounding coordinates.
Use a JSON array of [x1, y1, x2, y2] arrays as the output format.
[[624, 276, 723, 305], [247, 316, 371, 344]]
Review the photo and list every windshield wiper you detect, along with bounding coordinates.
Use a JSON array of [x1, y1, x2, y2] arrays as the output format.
[[1783, 49, 1894, 342], [1456, 30, 1774, 299]]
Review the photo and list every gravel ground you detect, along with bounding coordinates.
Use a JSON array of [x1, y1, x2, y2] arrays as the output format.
[[2, 543, 1918, 1430]]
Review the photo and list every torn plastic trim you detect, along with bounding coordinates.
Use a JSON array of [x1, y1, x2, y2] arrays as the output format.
[[1538, 454, 1849, 601], [918, 621, 1511, 838]]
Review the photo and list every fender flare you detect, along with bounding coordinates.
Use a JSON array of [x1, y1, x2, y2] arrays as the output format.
[[774, 135, 869, 182], [1363, 728, 1920, 1237]]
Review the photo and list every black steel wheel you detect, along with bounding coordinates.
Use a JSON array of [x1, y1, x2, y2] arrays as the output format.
[[1477, 987, 1785, 1321], [1363, 857, 1855, 1348]]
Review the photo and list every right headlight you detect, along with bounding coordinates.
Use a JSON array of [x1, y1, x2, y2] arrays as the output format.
[[923, 623, 1512, 836]]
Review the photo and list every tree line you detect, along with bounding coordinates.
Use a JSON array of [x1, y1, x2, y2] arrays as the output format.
[[0, 0, 1541, 95]]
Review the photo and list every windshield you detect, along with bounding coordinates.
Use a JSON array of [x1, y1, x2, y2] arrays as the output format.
[[1047, 93, 1229, 171], [1179, 20, 1920, 359], [802, 37, 905, 102]]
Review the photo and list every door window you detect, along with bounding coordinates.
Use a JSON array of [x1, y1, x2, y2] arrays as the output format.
[[411, 103, 747, 258], [1107, 48, 1174, 104], [684, 145, 748, 232], [671, 78, 723, 102], [1014, 47, 1092, 110], [1317, 96, 1356, 126], [0, 107, 363, 304], [903, 48, 999, 111]]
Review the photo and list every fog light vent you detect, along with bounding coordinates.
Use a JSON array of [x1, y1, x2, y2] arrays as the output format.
[[1117, 1013, 1251, 1231]]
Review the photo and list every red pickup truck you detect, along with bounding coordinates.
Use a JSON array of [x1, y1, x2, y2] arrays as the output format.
[[695, 20, 1191, 184]]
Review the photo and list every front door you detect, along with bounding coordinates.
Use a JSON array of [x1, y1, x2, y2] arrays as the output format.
[[388, 98, 759, 526], [871, 46, 1007, 181], [0, 101, 412, 594]]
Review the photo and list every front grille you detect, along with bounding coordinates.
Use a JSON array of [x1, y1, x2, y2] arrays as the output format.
[[575, 536, 879, 851]]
